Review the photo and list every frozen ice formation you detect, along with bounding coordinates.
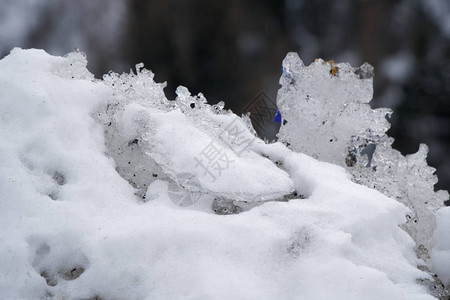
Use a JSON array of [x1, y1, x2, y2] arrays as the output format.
[[99, 63, 295, 204], [0, 48, 448, 299], [277, 53, 385, 165], [277, 52, 449, 260]]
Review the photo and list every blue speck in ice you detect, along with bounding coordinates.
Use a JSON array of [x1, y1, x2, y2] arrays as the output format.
[[273, 109, 281, 123]]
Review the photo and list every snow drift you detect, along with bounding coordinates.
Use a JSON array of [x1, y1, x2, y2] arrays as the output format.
[[0, 48, 448, 299]]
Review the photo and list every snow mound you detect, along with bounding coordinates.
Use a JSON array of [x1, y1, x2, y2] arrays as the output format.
[[0, 48, 443, 299], [99, 65, 294, 203], [140, 108, 293, 201]]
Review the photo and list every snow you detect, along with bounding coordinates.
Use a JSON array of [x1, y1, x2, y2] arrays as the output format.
[[123, 105, 294, 201], [0, 48, 446, 299], [432, 207, 450, 285]]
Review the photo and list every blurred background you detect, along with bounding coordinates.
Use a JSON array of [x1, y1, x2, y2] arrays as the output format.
[[1, 0, 449, 194]]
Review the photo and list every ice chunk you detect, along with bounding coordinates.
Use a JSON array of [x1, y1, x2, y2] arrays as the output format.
[[277, 52, 449, 258], [97, 65, 170, 199], [277, 53, 386, 164], [140, 108, 294, 201], [353, 142, 449, 257], [100, 64, 295, 204], [54, 50, 95, 81]]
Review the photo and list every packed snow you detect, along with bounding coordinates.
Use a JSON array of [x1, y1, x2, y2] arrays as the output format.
[[0, 48, 448, 299]]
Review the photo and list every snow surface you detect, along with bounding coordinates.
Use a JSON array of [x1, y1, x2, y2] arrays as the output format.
[[0, 48, 446, 299], [432, 207, 450, 285]]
